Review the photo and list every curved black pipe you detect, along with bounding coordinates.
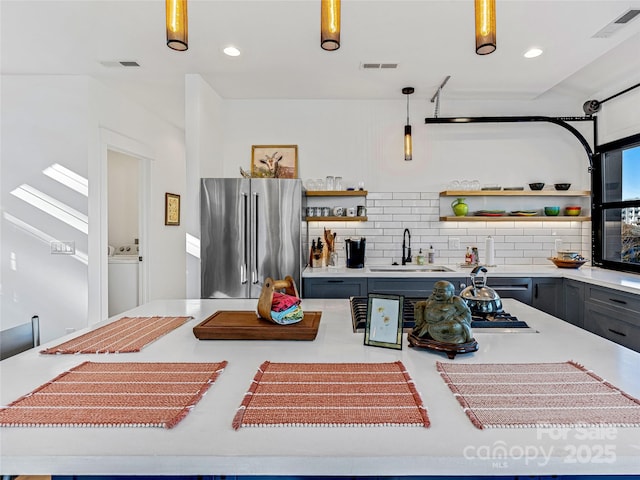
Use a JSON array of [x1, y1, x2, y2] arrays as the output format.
[[424, 115, 595, 171]]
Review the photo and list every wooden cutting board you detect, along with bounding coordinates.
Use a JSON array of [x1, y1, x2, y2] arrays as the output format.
[[193, 310, 322, 341]]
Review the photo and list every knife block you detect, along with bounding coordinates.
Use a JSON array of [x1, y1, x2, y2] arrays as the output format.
[[257, 276, 299, 323]]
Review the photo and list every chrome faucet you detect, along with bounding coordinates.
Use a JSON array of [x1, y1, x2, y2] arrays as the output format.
[[402, 228, 412, 265]]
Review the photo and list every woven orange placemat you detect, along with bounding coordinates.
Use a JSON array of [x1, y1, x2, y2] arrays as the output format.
[[232, 361, 429, 429], [41, 316, 191, 354], [0, 361, 227, 428], [437, 360, 640, 429]]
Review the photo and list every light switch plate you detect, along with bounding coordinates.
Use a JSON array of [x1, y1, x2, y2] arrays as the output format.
[[50, 241, 75, 255]]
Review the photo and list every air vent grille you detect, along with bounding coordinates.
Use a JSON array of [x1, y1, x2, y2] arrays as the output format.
[[592, 9, 640, 38], [361, 63, 398, 70], [615, 9, 640, 24], [100, 60, 141, 68]]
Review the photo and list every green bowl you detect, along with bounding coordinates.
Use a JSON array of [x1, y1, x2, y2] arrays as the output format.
[[544, 206, 560, 216]]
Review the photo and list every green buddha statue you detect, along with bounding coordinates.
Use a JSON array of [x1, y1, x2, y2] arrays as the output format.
[[413, 280, 473, 344]]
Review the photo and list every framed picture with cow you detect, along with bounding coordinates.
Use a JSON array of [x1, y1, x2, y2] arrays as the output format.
[[251, 145, 298, 179]]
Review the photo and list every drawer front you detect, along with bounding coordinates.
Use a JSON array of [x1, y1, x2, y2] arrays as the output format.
[[303, 278, 367, 298], [587, 285, 640, 315], [367, 278, 453, 297], [584, 301, 640, 352], [486, 277, 532, 305]]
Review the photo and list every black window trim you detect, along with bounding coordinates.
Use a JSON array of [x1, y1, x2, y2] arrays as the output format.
[[592, 131, 640, 275]]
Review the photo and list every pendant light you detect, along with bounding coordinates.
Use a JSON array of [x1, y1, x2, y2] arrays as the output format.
[[321, 0, 341, 51], [475, 0, 496, 55], [403, 87, 414, 162], [166, 0, 188, 51]]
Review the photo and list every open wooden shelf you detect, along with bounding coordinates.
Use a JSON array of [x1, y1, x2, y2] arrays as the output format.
[[306, 216, 368, 222], [440, 215, 590, 222], [305, 190, 368, 197], [440, 190, 590, 196]]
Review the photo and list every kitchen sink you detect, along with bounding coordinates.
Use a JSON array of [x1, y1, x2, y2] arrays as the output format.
[[368, 265, 454, 273]]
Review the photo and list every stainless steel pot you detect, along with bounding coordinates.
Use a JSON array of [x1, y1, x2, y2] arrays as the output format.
[[460, 266, 503, 315]]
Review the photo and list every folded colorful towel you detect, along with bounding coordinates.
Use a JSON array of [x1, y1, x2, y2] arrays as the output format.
[[271, 291, 301, 312], [270, 305, 304, 325]]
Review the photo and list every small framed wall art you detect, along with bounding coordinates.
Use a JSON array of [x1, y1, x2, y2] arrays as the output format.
[[251, 145, 298, 179], [364, 293, 404, 350], [165, 192, 180, 226]]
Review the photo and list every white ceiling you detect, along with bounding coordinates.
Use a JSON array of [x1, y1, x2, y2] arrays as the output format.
[[2, 0, 640, 129]]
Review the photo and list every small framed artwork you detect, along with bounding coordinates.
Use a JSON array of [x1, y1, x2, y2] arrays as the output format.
[[165, 192, 180, 226], [364, 293, 404, 350], [251, 145, 298, 179]]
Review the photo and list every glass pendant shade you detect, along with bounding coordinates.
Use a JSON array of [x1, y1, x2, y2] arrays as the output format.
[[321, 0, 341, 51], [404, 125, 413, 161], [166, 0, 188, 51], [475, 0, 496, 55]]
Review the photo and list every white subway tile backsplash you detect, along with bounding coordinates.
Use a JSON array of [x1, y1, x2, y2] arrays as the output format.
[[305, 191, 591, 266]]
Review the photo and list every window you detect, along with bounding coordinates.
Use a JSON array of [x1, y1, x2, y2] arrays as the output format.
[[593, 132, 640, 274]]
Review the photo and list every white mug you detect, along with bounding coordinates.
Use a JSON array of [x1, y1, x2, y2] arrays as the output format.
[[346, 207, 356, 217], [333, 206, 344, 216]]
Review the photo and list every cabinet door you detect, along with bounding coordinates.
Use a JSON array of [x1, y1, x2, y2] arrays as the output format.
[[532, 278, 564, 318], [584, 301, 640, 353], [563, 279, 585, 328], [303, 278, 367, 298]]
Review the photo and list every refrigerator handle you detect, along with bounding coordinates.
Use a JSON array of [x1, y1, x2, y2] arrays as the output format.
[[240, 192, 248, 285], [252, 191, 259, 284]]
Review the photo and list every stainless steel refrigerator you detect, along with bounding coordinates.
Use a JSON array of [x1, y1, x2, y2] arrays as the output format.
[[200, 178, 302, 298]]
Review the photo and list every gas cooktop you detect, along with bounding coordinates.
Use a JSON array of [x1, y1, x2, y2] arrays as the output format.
[[349, 296, 532, 333]]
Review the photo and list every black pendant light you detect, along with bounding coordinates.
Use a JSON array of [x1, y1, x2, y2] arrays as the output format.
[[321, 0, 341, 51], [475, 0, 496, 55], [403, 87, 414, 161], [166, 0, 188, 51]]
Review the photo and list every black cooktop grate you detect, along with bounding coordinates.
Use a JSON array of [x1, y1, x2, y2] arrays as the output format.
[[349, 296, 529, 332]]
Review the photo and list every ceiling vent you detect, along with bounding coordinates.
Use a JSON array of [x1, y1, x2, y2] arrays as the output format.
[[592, 9, 640, 38], [100, 60, 141, 68], [361, 63, 398, 70]]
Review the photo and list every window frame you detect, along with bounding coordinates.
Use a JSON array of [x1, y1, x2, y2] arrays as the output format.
[[592, 131, 640, 274]]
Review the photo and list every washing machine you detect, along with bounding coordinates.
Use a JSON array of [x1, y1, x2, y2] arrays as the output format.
[[108, 244, 140, 317]]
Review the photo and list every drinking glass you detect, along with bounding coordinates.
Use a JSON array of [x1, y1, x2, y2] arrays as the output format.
[[334, 176, 343, 191], [326, 176, 335, 191]]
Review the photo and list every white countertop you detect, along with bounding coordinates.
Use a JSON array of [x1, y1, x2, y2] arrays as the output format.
[[2, 298, 640, 477], [303, 264, 640, 296]]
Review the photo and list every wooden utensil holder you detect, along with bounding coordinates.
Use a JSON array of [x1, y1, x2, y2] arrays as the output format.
[[257, 276, 300, 323]]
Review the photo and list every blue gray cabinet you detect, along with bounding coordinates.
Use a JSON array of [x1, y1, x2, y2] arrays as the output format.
[[562, 279, 585, 328], [303, 277, 367, 298], [367, 277, 462, 297], [532, 277, 564, 318], [584, 284, 640, 353]]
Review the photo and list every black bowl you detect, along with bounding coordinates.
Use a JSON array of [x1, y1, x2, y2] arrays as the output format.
[[529, 183, 545, 191], [554, 183, 571, 191]]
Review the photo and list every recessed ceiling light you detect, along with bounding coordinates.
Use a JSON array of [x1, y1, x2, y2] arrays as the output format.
[[524, 48, 543, 58], [223, 46, 241, 57]]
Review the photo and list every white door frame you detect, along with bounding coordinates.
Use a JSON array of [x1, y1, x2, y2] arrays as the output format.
[[90, 128, 153, 323]]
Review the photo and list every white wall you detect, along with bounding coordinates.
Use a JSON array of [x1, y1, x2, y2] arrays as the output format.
[[184, 74, 225, 298], [1, 75, 187, 342], [221, 98, 593, 192], [1, 76, 90, 340], [597, 87, 640, 145]]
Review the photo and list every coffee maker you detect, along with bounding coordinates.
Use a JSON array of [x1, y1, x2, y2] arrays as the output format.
[[345, 237, 366, 269]]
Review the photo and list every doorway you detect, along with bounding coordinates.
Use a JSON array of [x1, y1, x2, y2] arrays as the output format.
[[107, 150, 141, 317], [91, 128, 152, 324]]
